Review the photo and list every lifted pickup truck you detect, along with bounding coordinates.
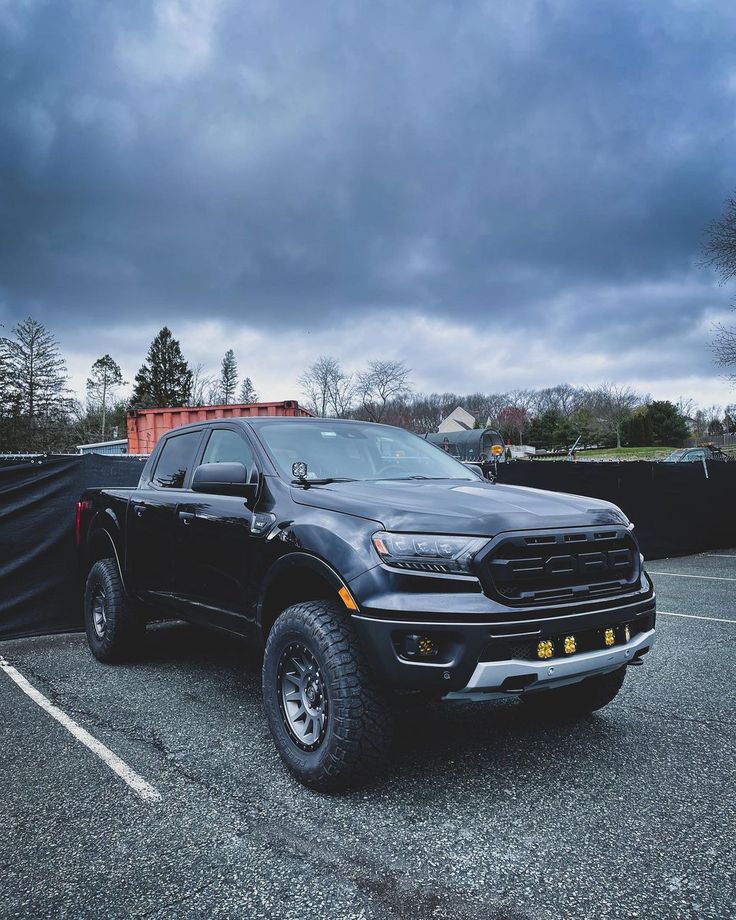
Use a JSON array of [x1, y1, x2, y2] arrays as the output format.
[[77, 417, 655, 790]]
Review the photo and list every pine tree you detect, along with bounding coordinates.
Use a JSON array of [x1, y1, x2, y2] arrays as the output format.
[[130, 327, 193, 408], [238, 376, 258, 403], [219, 349, 238, 404], [86, 354, 126, 440], [4, 317, 70, 449]]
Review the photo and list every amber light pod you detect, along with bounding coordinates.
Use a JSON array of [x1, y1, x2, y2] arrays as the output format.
[[537, 640, 554, 660], [604, 628, 615, 647], [563, 636, 577, 655]]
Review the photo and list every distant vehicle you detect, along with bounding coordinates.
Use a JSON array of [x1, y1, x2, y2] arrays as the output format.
[[662, 446, 731, 463], [78, 417, 655, 790], [425, 427, 505, 463]]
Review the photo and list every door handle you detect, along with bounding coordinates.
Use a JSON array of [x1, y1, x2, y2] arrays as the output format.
[[133, 504, 146, 517], [178, 511, 196, 525]]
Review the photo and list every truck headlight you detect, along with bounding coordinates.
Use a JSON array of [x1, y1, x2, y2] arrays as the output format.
[[372, 531, 487, 575]]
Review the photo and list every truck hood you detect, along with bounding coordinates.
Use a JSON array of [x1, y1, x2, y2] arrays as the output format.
[[290, 479, 629, 535]]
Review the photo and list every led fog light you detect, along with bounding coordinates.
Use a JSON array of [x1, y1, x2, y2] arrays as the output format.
[[604, 628, 615, 647], [537, 640, 554, 660], [403, 634, 439, 659], [563, 636, 577, 655]]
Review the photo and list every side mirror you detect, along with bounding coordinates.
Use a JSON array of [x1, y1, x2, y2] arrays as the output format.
[[191, 462, 257, 499]]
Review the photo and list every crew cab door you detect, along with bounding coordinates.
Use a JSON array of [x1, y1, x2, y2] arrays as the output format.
[[125, 428, 205, 605], [172, 426, 262, 631]]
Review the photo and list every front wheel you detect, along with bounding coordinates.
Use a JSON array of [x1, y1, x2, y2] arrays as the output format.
[[262, 600, 392, 791], [520, 666, 626, 718]]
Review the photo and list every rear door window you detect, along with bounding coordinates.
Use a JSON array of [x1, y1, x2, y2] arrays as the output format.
[[153, 431, 202, 488]]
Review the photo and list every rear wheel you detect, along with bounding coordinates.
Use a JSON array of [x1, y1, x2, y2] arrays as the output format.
[[84, 559, 145, 663], [262, 600, 392, 791], [521, 667, 626, 718]]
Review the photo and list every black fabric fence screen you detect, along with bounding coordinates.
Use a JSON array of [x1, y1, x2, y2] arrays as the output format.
[[495, 460, 736, 560], [0, 455, 144, 641], [0, 455, 734, 641]]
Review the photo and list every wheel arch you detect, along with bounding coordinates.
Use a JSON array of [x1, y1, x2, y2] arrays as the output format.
[[257, 552, 354, 641], [85, 520, 127, 593]]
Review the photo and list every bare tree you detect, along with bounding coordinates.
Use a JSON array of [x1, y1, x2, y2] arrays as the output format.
[[299, 356, 356, 418], [704, 195, 736, 383], [587, 383, 642, 448], [357, 359, 412, 423], [497, 405, 529, 445], [713, 317, 736, 383], [189, 364, 216, 407], [86, 354, 126, 441]]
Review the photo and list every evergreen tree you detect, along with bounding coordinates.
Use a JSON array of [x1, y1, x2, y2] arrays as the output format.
[[86, 354, 126, 441], [645, 400, 690, 446], [219, 349, 238, 404], [130, 327, 193, 408], [4, 317, 70, 449], [238, 376, 258, 403]]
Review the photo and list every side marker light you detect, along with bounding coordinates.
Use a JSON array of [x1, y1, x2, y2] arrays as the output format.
[[338, 586, 358, 611]]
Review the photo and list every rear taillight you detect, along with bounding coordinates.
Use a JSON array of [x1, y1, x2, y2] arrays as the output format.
[[75, 500, 90, 545]]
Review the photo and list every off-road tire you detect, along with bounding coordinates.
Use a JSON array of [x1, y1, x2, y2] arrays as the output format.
[[84, 558, 145, 663], [262, 600, 393, 791], [521, 666, 626, 718]]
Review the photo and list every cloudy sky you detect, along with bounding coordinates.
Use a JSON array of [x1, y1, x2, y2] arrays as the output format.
[[2, 0, 736, 407]]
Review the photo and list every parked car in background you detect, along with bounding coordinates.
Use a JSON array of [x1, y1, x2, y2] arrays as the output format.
[[662, 446, 731, 463], [77, 417, 656, 791]]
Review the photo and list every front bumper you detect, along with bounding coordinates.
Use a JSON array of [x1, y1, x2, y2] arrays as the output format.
[[447, 627, 655, 700], [351, 592, 656, 694]]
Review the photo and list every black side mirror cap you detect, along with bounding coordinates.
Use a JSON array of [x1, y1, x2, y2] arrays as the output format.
[[191, 462, 257, 498]]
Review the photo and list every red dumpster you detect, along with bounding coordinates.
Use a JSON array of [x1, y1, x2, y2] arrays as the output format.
[[126, 400, 313, 454]]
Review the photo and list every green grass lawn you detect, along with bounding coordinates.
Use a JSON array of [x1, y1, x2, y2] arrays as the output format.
[[572, 446, 673, 460]]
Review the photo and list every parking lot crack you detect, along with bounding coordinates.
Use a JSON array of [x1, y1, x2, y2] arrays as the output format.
[[619, 702, 735, 730]]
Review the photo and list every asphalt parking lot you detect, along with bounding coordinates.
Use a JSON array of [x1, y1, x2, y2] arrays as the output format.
[[2, 551, 735, 920]]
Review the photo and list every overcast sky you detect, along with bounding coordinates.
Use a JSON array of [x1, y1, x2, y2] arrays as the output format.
[[2, 0, 736, 408]]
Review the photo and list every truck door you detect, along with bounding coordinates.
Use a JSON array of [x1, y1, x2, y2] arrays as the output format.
[[125, 428, 205, 606], [172, 426, 262, 632]]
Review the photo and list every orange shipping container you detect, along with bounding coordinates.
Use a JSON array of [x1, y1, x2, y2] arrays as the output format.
[[126, 401, 313, 454]]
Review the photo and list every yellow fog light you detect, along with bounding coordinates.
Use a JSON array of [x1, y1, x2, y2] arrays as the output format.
[[604, 628, 615, 647], [418, 637, 437, 657], [563, 636, 577, 655], [624, 625, 631, 643], [537, 640, 554, 660]]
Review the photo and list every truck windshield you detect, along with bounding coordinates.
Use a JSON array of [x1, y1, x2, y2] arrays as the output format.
[[257, 421, 477, 482]]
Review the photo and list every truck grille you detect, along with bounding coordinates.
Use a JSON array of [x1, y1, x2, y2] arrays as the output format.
[[475, 528, 641, 606]]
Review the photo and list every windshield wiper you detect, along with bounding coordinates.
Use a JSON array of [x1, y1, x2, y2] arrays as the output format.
[[380, 475, 451, 480], [292, 477, 357, 488]]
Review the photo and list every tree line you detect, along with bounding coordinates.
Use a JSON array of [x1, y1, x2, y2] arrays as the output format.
[[0, 323, 258, 452], [299, 356, 735, 449], [1, 319, 733, 454]]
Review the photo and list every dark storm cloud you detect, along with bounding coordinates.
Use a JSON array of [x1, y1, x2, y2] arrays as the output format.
[[1, 0, 735, 384]]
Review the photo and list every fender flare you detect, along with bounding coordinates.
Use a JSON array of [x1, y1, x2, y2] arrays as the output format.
[[86, 520, 128, 595], [256, 551, 351, 631]]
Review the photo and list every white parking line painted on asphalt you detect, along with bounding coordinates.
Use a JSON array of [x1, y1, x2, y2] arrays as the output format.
[[648, 571, 736, 582], [659, 611, 736, 624], [704, 553, 736, 558], [0, 656, 161, 803]]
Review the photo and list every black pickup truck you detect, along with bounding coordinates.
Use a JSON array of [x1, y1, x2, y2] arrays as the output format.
[[77, 417, 655, 790]]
